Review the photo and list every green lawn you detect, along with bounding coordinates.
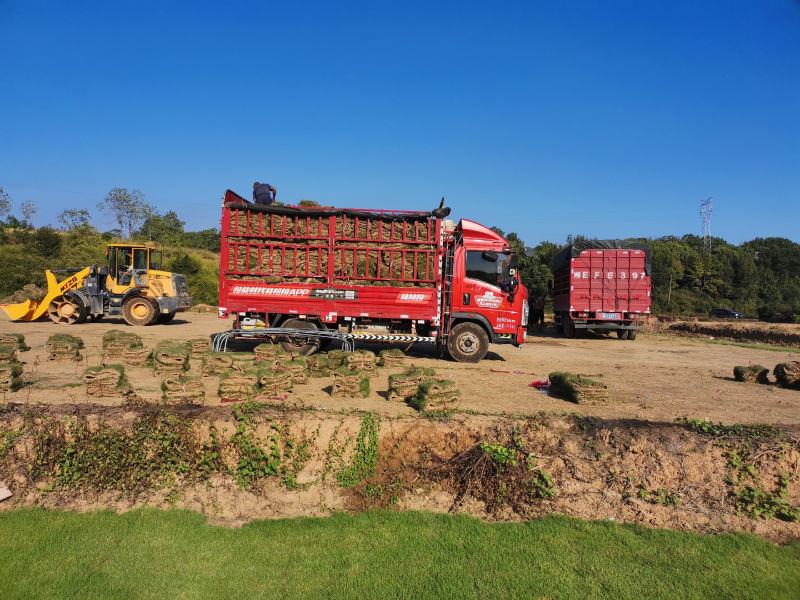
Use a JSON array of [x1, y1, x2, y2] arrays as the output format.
[[1, 509, 798, 599]]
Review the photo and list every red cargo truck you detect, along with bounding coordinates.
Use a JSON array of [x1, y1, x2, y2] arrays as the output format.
[[217, 190, 528, 362], [551, 241, 651, 340]]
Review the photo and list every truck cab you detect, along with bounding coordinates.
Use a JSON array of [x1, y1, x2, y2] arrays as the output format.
[[445, 220, 528, 361]]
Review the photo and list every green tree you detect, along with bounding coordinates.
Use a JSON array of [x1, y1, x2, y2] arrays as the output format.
[[57, 208, 91, 230], [0, 187, 10, 220], [20, 200, 37, 226], [138, 210, 185, 244], [97, 188, 152, 239]]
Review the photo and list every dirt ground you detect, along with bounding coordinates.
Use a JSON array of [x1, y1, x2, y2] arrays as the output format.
[[2, 313, 798, 426]]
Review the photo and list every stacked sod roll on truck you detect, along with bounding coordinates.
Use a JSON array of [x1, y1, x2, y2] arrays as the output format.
[[217, 189, 528, 362], [551, 240, 651, 339]]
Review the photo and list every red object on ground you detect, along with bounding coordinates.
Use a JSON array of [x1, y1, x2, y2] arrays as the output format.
[[529, 379, 550, 389]]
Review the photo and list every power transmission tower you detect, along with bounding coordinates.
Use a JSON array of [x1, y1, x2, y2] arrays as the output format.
[[700, 197, 713, 251]]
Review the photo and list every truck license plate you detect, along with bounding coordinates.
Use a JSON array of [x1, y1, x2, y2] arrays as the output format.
[[599, 312, 620, 319]]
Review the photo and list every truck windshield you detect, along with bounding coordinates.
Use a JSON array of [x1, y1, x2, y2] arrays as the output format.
[[466, 250, 514, 288]]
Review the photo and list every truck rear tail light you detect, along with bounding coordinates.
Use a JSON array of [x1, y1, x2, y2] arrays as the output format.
[[218, 307, 228, 319]]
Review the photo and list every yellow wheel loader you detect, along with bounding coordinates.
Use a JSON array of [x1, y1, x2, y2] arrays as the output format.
[[0, 243, 192, 326]]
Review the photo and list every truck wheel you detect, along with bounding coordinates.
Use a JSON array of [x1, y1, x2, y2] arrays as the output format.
[[447, 322, 489, 363], [158, 311, 176, 324], [617, 329, 630, 340], [280, 318, 320, 356], [628, 330, 638, 341], [123, 297, 158, 326], [555, 315, 564, 335]]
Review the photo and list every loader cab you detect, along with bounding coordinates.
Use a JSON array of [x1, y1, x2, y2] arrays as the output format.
[[106, 244, 163, 292]]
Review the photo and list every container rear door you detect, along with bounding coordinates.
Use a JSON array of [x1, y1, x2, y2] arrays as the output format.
[[572, 249, 651, 314]]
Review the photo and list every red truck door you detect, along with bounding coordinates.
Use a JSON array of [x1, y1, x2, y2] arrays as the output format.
[[451, 248, 521, 337]]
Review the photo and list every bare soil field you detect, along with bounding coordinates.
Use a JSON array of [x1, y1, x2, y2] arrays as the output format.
[[1, 313, 798, 425]]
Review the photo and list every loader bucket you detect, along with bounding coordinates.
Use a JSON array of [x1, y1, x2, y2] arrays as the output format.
[[0, 299, 38, 322]]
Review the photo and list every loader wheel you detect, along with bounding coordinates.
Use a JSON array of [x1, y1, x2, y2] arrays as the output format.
[[279, 318, 320, 356], [123, 297, 158, 326], [447, 322, 489, 363], [89, 314, 103, 322], [617, 329, 630, 340], [47, 295, 87, 325]]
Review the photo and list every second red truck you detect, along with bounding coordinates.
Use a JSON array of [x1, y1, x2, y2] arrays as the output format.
[[551, 240, 651, 339]]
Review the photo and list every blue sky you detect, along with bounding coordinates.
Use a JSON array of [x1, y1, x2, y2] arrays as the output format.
[[1, 1, 798, 244]]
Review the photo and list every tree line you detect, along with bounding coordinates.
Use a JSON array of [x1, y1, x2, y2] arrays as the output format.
[[1, 186, 798, 321]]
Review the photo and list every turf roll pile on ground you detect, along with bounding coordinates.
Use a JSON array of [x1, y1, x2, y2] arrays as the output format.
[[256, 370, 293, 397], [344, 350, 377, 376], [733, 365, 770, 384], [331, 367, 370, 398], [253, 343, 285, 364], [548, 371, 609, 404], [0, 333, 28, 351], [274, 356, 309, 384], [327, 350, 347, 367], [187, 338, 212, 358], [378, 348, 405, 367], [83, 364, 129, 398], [218, 368, 260, 402], [121, 346, 152, 366], [0, 344, 17, 366], [161, 374, 205, 404], [0, 362, 23, 392], [409, 379, 461, 411], [307, 354, 334, 377], [152, 341, 190, 374], [101, 330, 143, 364], [387, 366, 437, 401], [774, 361, 800, 390], [46, 334, 83, 361]]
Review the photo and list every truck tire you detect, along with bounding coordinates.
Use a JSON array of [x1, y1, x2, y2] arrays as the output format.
[[617, 329, 630, 340], [447, 322, 489, 363], [123, 297, 158, 326], [628, 330, 638, 341], [555, 315, 564, 335], [279, 318, 320, 356]]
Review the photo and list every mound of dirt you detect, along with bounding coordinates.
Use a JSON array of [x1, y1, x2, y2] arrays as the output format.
[[669, 321, 800, 347], [1, 405, 798, 542], [0, 283, 46, 304]]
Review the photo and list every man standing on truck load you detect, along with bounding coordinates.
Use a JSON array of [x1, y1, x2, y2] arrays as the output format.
[[253, 182, 277, 205]]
